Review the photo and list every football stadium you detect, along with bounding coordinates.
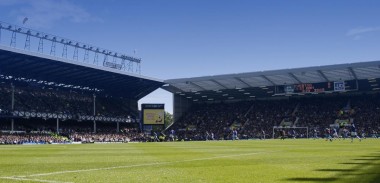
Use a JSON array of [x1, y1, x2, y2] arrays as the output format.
[[1, 3, 380, 183]]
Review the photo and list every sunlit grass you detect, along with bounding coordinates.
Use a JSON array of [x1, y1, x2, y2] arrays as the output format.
[[0, 139, 379, 183]]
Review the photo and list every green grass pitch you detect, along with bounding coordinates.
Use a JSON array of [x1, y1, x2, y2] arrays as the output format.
[[0, 139, 379, 183]]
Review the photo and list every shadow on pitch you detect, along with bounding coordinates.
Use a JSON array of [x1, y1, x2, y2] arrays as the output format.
[[315, 168, 355, 172], [285, 177, 338, 182], [283, 151, 380, 182]]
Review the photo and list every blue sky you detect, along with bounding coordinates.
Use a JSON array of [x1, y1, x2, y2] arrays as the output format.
[[1, 0, 380, 113]]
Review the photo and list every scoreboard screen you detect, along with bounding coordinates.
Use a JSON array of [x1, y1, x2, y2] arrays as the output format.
[[278, 80, 357, 94], [293, 82, 333, 93], [141, 104, 165, 125]]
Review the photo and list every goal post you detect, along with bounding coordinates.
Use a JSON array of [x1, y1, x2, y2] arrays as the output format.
[[272, 126, 309, 139]]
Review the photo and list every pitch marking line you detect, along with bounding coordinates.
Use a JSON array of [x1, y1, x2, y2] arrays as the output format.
[[1, 151, 274, 182], [0, 176, 73, 183]]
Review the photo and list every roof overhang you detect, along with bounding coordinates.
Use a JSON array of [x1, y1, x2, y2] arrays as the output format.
[[163, 60, 380, 101], [0, 46, 164, 100]]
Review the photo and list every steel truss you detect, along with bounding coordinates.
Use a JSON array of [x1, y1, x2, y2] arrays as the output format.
[[0, 21, 141, 74]]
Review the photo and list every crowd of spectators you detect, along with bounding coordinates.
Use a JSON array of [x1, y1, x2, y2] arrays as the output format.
[[0, 78, 135, 120], [347, 94, 380, 137], [0, 133, 68, 145], [0, 126, 149, 145], [68, 127, 148, 143], [170, 99, 298, 140], [295, 96, 348, 131], [0, 77, 145, 145], [170, 94, 380, 140], [241, 100, 297, 139], [170, 101, 252, 141], [2, 75, 380, 144]]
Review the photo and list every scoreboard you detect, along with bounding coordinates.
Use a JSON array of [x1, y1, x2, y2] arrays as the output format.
[[141, 104, 165, 125], [278, 80, 357, 94]]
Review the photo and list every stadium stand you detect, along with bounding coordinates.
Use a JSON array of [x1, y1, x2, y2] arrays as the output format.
[[1, 21, 379, 144], [0, 21, 163, 145], [0, 70, 160, 144], [169, 93, 380, 141], [163, 60, 380, 141], [0, 67, 160, 144], [0, 77, 136, 118]]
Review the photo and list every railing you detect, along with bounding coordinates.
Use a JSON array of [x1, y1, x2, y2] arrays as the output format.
[[0, 21, 141, 74]]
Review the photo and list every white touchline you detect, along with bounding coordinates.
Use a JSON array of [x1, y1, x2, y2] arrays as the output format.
[[0, 176, 74, 183], [1, 151, 274, 182]]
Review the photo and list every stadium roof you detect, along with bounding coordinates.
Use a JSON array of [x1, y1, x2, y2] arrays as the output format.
[[0, 46, 163, 100], [163, 60, 380, 101]]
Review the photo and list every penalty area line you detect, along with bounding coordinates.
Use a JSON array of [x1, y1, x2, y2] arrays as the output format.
[[0, 176, 74, 183], [10, 151, 274, 180]]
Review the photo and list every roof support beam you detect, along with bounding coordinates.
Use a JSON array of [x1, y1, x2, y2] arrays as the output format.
[[348, 67, 358, 80], [1, 58, 31, 71], [210, 79, 228, 89], [36, 67, 67, 78], [35, 67, 93, 84], [234, 77, 253, 88], [91, 73, 113, 80], [261, 75, 276, 86], [85, 78, 119, 88], [58, 71, 95, 81], [135, 84, 162, 99], [187, 81, 206, 91], [18, 65, 56, 79], [161, 84, 186, 94], [288, 72, 302, 84], [4, 60, 48, 74], [317, 70, 329, 82]]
